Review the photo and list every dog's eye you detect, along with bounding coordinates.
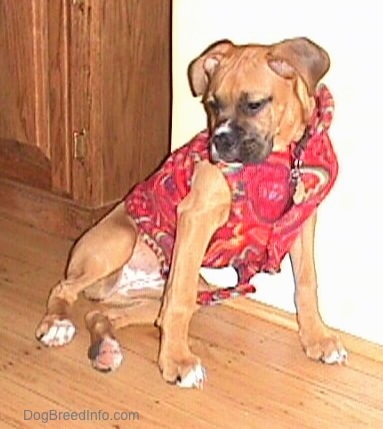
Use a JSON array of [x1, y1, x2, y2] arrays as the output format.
[[247, 101, 263, 111], [242, 96, 272, 116]]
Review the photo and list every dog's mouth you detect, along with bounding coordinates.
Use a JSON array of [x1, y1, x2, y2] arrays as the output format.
[[209, 122, 273, 165]]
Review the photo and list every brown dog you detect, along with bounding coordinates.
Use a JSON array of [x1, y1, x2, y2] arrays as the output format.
[[36, 37, 347, 388]]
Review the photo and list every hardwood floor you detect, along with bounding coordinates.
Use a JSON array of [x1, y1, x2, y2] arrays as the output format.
[[0, 214, 382, 429]]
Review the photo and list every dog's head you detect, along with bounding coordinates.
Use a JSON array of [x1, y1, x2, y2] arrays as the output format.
[[188, 38, 330, 164]]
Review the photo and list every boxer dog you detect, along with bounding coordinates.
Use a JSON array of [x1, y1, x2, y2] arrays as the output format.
[[36, 37, 347, 388]]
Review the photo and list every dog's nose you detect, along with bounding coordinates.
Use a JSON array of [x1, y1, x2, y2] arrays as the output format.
[[212, 121, 244, 149], [212, 129, 234, 150], [210, 121, 245, 163]]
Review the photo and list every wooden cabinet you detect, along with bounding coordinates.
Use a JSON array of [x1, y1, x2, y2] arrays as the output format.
[[0, 0, 171, 238]]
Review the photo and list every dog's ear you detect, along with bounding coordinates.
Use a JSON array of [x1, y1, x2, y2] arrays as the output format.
[[267, 38, 330, 95], [188, 40, 234, 96]]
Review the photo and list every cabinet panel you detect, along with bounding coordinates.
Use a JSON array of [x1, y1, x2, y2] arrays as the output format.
[[0, 0, 71, 193], [99, 0, 171, 203], [0, 1, 38, 148]]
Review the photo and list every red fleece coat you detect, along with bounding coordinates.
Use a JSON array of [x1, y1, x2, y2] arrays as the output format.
[[125, 84, 338, 285]]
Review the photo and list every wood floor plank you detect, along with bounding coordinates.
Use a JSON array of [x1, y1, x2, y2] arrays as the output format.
[[1, 214, 382, 429]]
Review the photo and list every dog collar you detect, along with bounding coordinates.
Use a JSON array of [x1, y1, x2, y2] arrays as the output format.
[[290, 83, 335, 204]]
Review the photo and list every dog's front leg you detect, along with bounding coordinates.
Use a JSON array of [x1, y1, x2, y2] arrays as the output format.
[[290, 211, 347, 364], [157, 160, 231, 387]]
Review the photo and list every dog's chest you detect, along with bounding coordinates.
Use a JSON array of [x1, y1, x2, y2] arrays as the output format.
[[223, 154, 295, 223]]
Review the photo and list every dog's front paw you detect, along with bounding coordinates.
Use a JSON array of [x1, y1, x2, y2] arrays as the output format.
[[159, 351, 206, 389], [88, 337, 123, 372], [300, 328, 348, 364], [36, 316, 76, 347], [177, 364, 206, 389]]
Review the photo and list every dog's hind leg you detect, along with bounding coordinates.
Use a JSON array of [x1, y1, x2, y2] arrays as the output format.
[[85, 299, 161, 372], [36, 202, 138, 347], [82, 271, 122, 302]]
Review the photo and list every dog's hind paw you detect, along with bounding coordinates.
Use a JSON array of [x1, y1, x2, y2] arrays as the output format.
[[88, 337, 123, 372], [36, 318, 76, 347], [322, 348, 348, 365], [177, 364, 206, 389]]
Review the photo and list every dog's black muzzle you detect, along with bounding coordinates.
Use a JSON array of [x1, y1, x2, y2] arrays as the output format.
[[210, 122, 273, 165]]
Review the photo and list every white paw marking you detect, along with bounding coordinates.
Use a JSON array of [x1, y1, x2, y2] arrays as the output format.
[[323, 348, 348, 365], [92, 337, 123, 371], [39, 320, 76, 346], [177, 364, 206, 389], [107, 338, 123, 368]]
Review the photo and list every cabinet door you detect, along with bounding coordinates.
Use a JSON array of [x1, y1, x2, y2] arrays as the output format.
[[0, 0, 71, 195], [70, 0, 171, 206], [0, 0, 171, 238], [98, 0, 171, 204]]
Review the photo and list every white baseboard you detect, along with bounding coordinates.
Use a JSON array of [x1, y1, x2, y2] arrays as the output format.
[[225, 298, 383, 363]]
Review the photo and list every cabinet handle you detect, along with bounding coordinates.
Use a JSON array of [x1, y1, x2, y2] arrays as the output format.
[[73, 129, 87, 161], [72, 0, 85, 6]]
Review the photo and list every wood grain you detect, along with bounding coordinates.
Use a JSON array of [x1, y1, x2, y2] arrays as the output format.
[[31, 0, 50, 158], [1, 214, 382, 429], [0, 178, 114, 239], [0, 0, 37, 146], [69, 0, 94, 205], [48, 0, 72, 195], [0, 139, 51, 190], [70, 0, 171, 207], [1, 0, 170, 226], [0, 0, 54, 192], [98, 0, 171, 203]]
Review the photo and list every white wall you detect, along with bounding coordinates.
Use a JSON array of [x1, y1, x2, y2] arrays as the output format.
[[172, 0, 383, 345]]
